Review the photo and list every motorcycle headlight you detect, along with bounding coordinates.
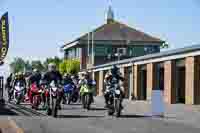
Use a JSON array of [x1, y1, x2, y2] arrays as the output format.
[[52, 87, 57, 92], [115, 90, 120, 95], [114, 84, 118, 88]]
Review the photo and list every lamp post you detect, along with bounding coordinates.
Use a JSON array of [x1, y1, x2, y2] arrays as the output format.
[[92, 31, 94, 66]]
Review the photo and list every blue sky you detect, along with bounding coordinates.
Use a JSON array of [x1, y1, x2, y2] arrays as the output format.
[[0, 0, 200, 76]]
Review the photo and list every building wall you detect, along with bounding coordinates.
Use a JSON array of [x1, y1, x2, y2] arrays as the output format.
[[86, 44, 160, 69], [93, 55, 200, 105]]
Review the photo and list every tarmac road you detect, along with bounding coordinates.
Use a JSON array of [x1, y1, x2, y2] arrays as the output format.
[[1, 99, 199, 133]]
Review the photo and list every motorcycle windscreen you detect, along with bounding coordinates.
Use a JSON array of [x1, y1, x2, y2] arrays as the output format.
[[52, 87, 57, 92], [64, 84, 74, 93]]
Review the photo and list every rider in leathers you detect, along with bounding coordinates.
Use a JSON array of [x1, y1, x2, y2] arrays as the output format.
[[62, 73, 73, 104], [12, 72, 27, 93], [104, 65, 125, 108], [6, 73, 13, 100], [28, 69, 42, 104], [78, 72, 95, 103], [42, 63, 63, 109]]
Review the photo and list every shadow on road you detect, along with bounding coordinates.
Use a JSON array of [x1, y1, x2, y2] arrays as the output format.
[[89, 107, 107, 111], [119, 114, 151, 118], [63, 103, 82, 106], [66, 103, 82, 106], [58, 115, 104, 118], [0, 105, 19, 116]]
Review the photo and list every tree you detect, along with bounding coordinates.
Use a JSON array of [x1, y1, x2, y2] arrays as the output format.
[[31, 60, 45, 72], [24, 61, 32, 71], [43, 56, 62, 71], [160, 42, 169, 49], [59, 59, 80, 75], [9, 57, 26, 73]]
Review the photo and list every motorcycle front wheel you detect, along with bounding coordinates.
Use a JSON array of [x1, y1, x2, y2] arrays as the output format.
[[52, 98, 58, 118], [16, 94, 21, 105], [115, 99, 121, 117], [81, 95, 86, 109], [67, 93, 71, 105], [85, 94, 91, 110]]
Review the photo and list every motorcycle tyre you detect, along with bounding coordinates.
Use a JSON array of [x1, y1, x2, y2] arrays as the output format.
[[52, 98, 58, 118], [47, 108, 52, 116], [86, 94, 91, 110], [115, 99, 121, 117], [82, 95, 86, 109]]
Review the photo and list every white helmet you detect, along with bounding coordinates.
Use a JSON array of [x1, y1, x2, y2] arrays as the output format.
[[33, 69, 38, 73], [48, 63, 56, 72]]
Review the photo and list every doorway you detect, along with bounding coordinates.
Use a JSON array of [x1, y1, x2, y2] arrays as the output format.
[[140, 69, 147, 100], [176, 67, 186, 103], [95, 72, 100, 96], [159, 67, 164, 90], [127, 67, 133, 99]]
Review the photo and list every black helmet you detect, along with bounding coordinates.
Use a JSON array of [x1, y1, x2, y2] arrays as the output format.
[[111, 65, 118, 74]]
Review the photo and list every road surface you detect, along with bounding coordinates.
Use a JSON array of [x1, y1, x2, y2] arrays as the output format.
[[0, 99, 200, 133]]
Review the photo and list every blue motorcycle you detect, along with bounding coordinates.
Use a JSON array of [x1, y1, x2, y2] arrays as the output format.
[[63, 83, 78, 104]]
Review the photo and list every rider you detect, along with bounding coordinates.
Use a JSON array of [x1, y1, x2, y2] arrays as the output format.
[[6, 73, 13, 100], [79, 71, 95, 103], [12, 72, 26, 91], [62, 73, 73, 104], [104, 65, 124, 108], [43, 63, 62, 85], [62, 73, 73, 85], [28, 69, 42, 104], [43, 63, 63, 109]]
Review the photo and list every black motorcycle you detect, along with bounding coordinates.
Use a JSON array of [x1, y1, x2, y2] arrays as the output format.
[[107, 78, 123, 117]]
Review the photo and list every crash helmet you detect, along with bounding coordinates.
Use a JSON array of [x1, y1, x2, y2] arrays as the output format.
[[71, 75, 75, 79], [111, 65, 119, 75], [48, 63, 56, 72], [63, 73, 68, 77], [14, 73, 18, 79], [18, 72, 23, 78], [33, 68, 39, 73]]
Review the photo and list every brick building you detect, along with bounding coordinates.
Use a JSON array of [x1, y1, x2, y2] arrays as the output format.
[[90, 44, 200, 105], [61, 5, 164, 70]]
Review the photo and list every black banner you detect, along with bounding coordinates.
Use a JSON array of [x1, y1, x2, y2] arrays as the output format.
[[0, 12, 9, 63]]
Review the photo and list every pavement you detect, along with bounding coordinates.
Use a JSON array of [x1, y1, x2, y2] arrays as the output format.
[[0, 96, 200, 133]]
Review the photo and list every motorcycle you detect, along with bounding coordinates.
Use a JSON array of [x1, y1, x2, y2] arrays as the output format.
[[107, 78, 123, 117], [8, 87, 13, 103], [30, 83, 44, 110], [13, 81, 26, 104], [46, 81, 61, 117], [80, 80, 95, 110], [63, 83, 78, 104]]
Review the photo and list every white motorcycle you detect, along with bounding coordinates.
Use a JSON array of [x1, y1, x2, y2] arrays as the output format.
[[13, 81, 26, 104], [46, 81, 61, 117]]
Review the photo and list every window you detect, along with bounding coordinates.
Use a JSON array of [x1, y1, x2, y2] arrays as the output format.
[[144, 46, 160, 54], [117, 48, 126, 56]]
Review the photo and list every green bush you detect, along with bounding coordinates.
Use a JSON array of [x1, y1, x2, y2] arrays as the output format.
[[59, 59, 80, 75]]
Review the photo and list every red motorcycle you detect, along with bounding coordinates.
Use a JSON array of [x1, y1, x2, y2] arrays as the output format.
[[30, 83, 44, 110]]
